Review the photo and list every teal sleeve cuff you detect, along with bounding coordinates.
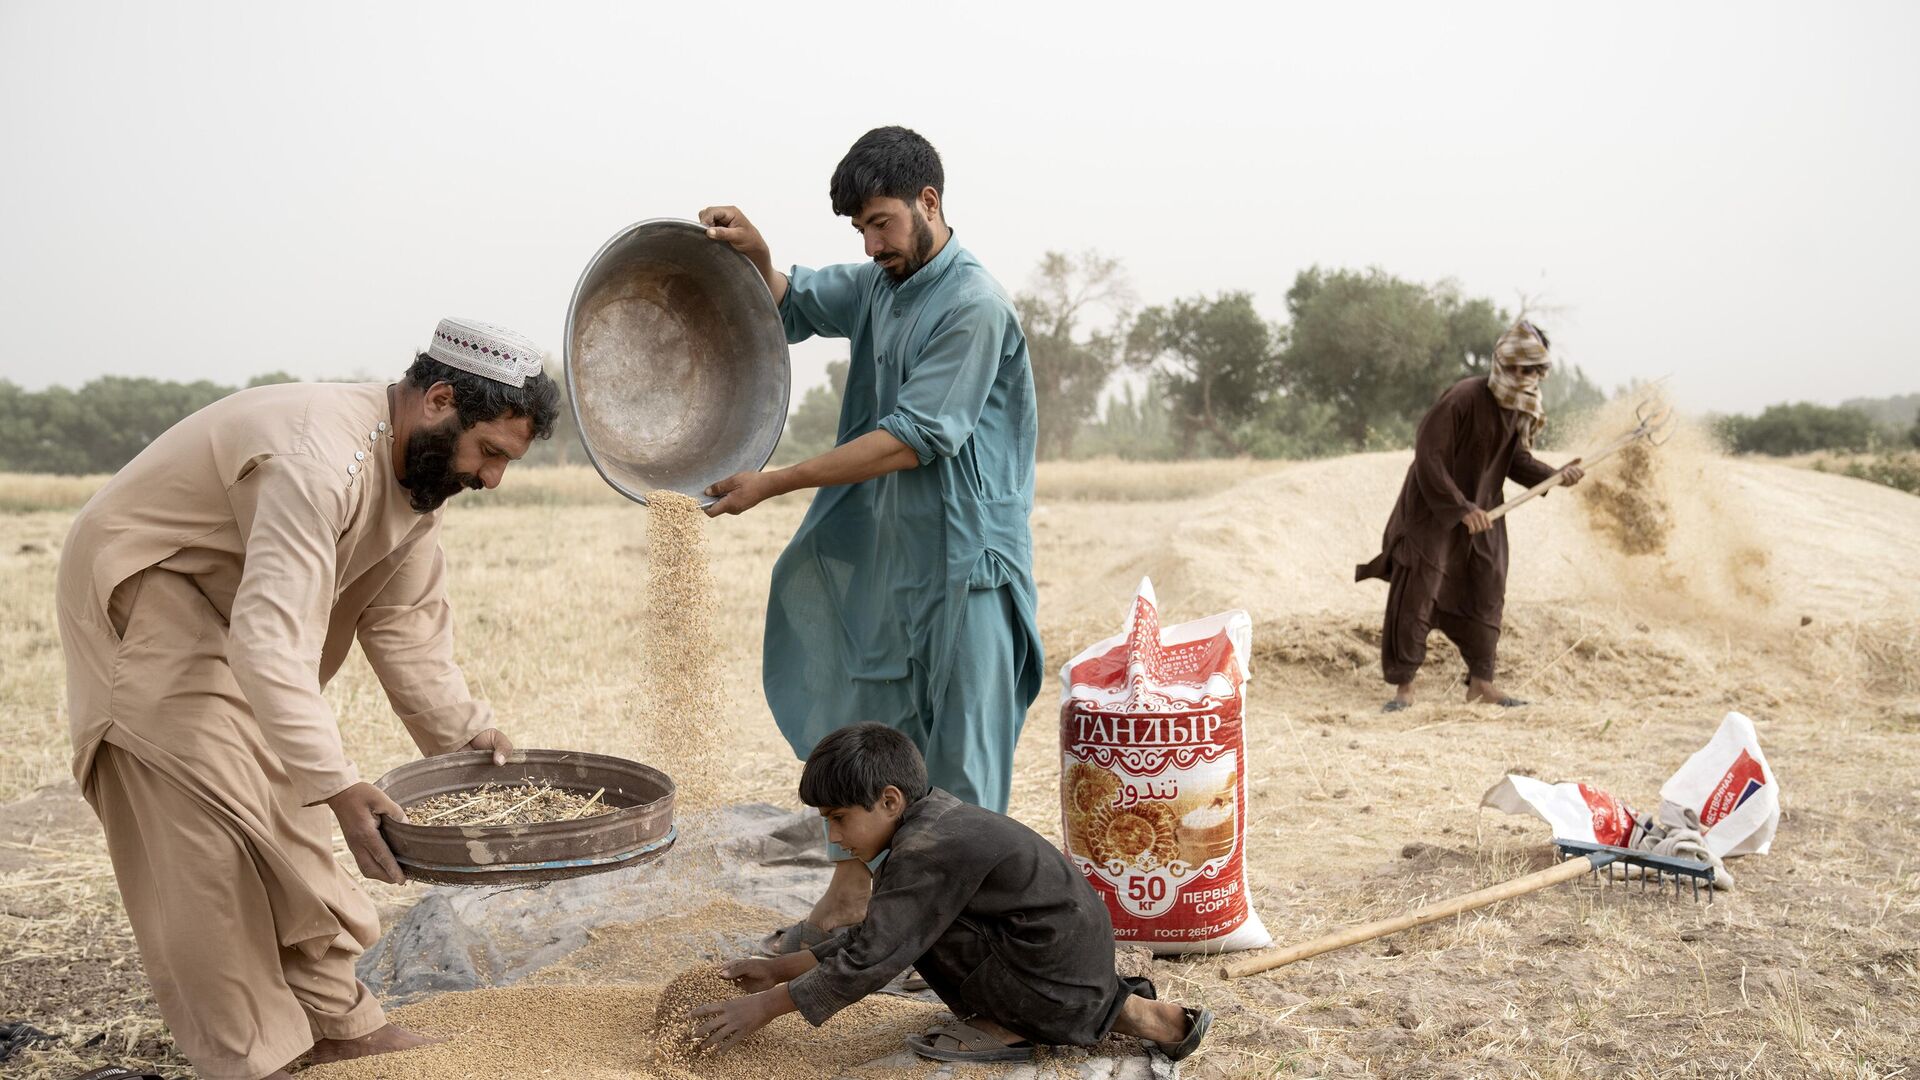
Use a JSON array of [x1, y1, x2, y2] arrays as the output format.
[[877, 412, 937, 466]]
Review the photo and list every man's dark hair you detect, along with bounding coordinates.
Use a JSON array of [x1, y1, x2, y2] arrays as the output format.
[[829, 126, 944, 219], [403, 353, 562, 439], [798, 723, 930, 809]]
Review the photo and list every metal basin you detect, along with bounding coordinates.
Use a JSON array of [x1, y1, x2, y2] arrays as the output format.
[[375, 749, 675, 886], [565, 218, 790, 506]]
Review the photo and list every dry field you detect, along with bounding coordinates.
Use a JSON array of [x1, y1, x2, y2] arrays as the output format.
[[3, 419, 1918, 1078]]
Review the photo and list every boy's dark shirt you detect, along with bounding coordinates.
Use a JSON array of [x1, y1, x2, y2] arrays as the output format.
[[787, 788, 1122, 1038], [1355, 375, 1560, 626]]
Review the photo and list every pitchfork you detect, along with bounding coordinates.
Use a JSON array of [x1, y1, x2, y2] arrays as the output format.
[[1486, 395, 1678, 525], [1224, 838, 1714, 979]]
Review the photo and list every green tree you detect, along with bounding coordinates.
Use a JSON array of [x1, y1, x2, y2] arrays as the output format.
[[1543, 363, 1606, 415], [1124, 293, 1284, 456], [1838, 392, 1920, 433], [1072, 382, 1181, 460], [1233, 391, 1345, 459], [1445, 289, 1511, 379], [82, 376, 234, 468], [1909, 414, 1920, 450], [770, 358, 849, 466], [1280, 267, 1509, 449], [1718, 402, 1879, 455], [1536, 362, 1609, 448], [0, 373, 319, 473], [1015, 251, 1131, 460]]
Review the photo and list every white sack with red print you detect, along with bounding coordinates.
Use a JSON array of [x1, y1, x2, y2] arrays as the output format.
[[1058, 577, 1271, 955], [1480, 712, 1780, 859]]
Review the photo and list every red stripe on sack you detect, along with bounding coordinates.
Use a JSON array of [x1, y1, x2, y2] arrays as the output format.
[[1578, 783, 1638, 847], [1700, 749, 1766, 829]]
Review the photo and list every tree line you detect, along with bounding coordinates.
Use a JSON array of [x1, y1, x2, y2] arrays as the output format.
[[6, 251, 1913, 475], [782, 253, 1607, 463], [0, 372, 298, 474], [0, 369, 590, 475], [1713, 401, 1920, 456]]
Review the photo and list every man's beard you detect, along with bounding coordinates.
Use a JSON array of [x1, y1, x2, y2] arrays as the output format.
[[401, 417, 482, 513], [878, 209, 936, 282]]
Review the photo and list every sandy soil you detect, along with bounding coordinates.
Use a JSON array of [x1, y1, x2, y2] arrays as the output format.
[[3, 424, 1917, 1078]]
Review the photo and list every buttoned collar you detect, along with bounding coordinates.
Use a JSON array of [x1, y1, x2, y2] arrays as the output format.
[[883, 230, 964, 303], [340, 385, 395, 491]]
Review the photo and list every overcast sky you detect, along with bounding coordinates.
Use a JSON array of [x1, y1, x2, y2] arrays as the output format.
[[2, 1, 1914, 415]]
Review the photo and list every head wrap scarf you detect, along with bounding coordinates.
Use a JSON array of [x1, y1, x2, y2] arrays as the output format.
[[1490, 319, 1551, 449]]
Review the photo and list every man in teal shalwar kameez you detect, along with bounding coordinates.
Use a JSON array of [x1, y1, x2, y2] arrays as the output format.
[[700, 127, 1042, 952]]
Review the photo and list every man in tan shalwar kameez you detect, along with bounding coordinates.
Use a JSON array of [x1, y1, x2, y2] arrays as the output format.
[[56, 318, 561, 1080]]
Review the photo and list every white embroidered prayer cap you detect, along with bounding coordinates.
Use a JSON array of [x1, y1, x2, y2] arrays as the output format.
[[427, 317, 546, 387]]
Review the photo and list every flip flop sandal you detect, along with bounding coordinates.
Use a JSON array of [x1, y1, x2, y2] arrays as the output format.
[[757, 920, 831, 956], [1381, 700, 1411, 713], [1, 1021, 55, 1062], [906, 1020, 1035, 1063], [1151, 1006, 1213, 1063], [901, 968, 931, 993], [69, 1068, 168, 1080], [1498, 697, 1529, 708]]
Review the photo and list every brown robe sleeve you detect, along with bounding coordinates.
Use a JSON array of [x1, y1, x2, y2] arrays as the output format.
[[355, 523, 494, 757], [1507, 446, 1561, 489], [1410, 392, 1477, 526], [225, 453, 361, 807]]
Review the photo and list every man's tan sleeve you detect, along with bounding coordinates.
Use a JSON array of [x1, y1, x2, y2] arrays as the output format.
[[356, 520, 494, 758], [226, 453, 361, 806]]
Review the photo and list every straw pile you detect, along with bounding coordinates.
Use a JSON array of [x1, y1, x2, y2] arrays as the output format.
[[407, 780, 614, 827], [640, 490, 724, 805]]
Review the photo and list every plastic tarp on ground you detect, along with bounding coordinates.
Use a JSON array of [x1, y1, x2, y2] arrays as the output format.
[[358, 802, 1174, 1079]]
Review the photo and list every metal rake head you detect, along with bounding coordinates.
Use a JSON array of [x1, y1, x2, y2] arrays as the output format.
[[1632, 396, 1680, 447], [1555, 838, 1715, 903]]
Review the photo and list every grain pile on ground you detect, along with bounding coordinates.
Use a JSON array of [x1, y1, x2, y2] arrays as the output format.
[[648, 963, 743, 1073], [407, 780, 614, 826], [640, 489, 724, 805], [294, 983, 942, 1080]]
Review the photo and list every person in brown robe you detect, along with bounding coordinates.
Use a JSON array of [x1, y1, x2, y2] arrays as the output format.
[[1356, 320, 1585, 712], [55, 319, 560, 1080]]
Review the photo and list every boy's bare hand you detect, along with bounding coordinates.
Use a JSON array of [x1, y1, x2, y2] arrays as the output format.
[[690, 993, 778, 1053], [721, 957, 781, 995]]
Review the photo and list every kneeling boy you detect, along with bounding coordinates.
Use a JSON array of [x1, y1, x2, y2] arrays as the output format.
[[690, 723, 1211, 1064]]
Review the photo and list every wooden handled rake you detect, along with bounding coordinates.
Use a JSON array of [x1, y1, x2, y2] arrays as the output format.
[[1224, 838, 1714, 979], [1486, 395, 1678, 525]]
